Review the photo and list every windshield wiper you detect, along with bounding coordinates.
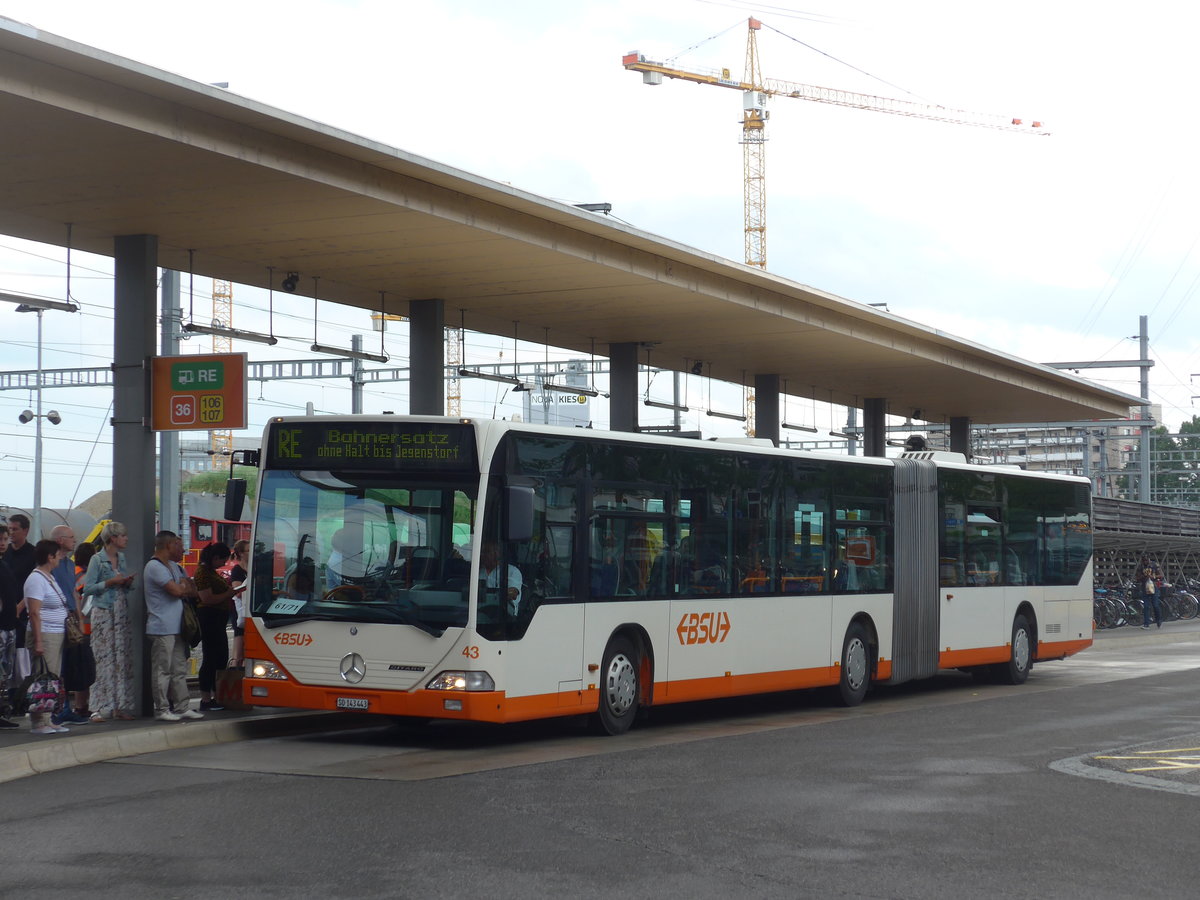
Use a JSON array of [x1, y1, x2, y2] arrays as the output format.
[[260, 608, 446, 637], [260, 612, 344, 629]]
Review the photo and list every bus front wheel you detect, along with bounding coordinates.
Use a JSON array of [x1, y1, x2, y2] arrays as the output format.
[[837, 622, 871, 707], [994, 613, 1033, 685], [593, 635, 640, 735]]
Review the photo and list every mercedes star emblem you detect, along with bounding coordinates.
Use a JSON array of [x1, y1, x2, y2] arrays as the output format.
[[339, 652, 366, 684]]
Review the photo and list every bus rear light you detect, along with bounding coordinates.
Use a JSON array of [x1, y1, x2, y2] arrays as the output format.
[[427, 671, 495, 692], [248, 659, 289, 680]]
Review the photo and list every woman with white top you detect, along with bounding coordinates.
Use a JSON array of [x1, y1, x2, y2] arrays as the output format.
[[23, 539, 71, 735]]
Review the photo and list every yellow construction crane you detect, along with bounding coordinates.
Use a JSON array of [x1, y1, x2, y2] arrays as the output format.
[[623, 17, 1047, 269]]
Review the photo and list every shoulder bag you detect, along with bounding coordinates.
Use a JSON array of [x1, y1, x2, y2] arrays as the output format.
[[156, 558, 203, 647], [64, 612, 85, 646], [181, 599, 202, 648], [39, 571, 82, 645]]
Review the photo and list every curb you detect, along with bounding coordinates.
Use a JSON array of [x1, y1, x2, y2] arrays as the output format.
[[0, 710, 374, 784]]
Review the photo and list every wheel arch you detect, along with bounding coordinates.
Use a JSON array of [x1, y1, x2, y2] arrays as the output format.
[[1015, 601, 1038, 659], [607, 623, 656, 707], [848, 612, 880, 679]]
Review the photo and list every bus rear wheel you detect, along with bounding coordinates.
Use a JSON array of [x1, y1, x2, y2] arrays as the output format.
[[837, 622, 871, 707], [592, 635, 640, 735], [994, 613, 1033, 685]]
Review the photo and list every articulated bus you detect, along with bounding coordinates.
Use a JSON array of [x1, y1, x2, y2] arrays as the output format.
[[238, 416, 1093, 734]]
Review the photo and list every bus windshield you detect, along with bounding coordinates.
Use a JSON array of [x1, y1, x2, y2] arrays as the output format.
[[249, 469, 477, 635]]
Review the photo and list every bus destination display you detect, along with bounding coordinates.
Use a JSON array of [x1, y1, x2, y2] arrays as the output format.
[[267, 422, 476, 471]]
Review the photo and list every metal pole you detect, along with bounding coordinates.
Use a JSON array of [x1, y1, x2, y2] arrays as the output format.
[[351, 334, 364, 414], [32, 308, 43, 540], [1139, 315, 1151, 502], [159, 270, 181, 534], [673, 371, 682, 431]]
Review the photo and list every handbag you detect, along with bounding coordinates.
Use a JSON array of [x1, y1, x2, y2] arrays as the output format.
[[64, 612, 85, 647], [13, 654, 66, 717], [1146, 579, 1156, 594], [181, 599, 202, 648], [215, 665, 248, 710]]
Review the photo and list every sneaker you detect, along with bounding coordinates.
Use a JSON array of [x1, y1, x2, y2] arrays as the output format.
[[199, 700, 224, 711], [31, 725, 58, 735], [177, 709, 204, 720], [51, 725, 70, 734], [65, 712, 90, 725], [1142, 624, 1150, 630], [155, 711, 182, 722], [0, 718, 19, 729]]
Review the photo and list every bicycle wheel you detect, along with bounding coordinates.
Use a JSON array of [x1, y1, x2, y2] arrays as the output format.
[[1124, 597, 1144, 625], [1105, 597, 1126, 628], [1176, 591, 1199, 619], [1161, 595, 1180, 622]]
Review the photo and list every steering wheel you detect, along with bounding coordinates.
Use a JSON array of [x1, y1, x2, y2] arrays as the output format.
[[322, 585, 365, 603]]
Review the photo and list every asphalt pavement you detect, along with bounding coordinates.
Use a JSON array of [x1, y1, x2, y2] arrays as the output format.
[[3, 615, 1198, 784]]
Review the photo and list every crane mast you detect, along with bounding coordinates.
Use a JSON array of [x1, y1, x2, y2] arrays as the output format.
[[742, 18, 767, 268], [623, 18, 1047, 269]]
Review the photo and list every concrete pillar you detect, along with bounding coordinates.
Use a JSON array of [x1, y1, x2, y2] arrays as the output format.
[[862, 397, 886, 458], [408, 299, 444, 415], [754, 373, 780, 446], [949, 416, 972, 458], [609, 342, 639, 433], [113, 233, 158, 716]]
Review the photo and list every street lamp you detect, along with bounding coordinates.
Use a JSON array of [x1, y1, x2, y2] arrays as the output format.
[[6, 293, 79, 539]]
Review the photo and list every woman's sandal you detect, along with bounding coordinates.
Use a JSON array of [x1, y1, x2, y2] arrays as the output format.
[[89, 713, 107, 724], [114, 711, 136, 720]]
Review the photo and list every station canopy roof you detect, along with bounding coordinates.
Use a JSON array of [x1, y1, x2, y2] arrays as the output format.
[[0, 17, 1141, 423]]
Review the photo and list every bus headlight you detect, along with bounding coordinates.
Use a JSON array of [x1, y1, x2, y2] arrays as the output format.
[[426, 671, 495, 692], [247, 659, 289, 681]]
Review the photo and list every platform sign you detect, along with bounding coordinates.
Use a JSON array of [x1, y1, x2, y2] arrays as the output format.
[[151, 353, 248, 432]]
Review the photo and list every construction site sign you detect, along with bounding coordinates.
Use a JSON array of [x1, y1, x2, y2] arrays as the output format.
[[150, 353, 248, 432]]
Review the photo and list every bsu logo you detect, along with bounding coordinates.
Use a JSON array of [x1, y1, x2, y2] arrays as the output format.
[[676, 611, 731, 645]]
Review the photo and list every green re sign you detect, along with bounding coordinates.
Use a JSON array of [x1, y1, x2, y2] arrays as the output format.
[[171, 361, 224, 391]]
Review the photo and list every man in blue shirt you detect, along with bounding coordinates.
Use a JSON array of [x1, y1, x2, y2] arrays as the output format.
[[144, 530, 204, 722]]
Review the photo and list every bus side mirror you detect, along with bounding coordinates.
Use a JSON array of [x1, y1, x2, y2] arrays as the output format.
[[506, 485, 534, 543], [225, 478, 247, 521]]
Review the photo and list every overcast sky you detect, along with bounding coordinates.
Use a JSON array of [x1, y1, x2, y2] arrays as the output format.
[[2, 0, 1198, 510]]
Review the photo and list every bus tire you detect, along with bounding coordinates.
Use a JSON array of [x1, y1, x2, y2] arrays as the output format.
[[837, 622, 871, 707], [592, 635, 640, 735], [994, 613, 1033, 685]]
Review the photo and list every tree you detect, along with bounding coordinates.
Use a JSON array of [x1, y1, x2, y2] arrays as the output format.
[[182, 464, 258, 510], [1142, 417, 1200, 507]]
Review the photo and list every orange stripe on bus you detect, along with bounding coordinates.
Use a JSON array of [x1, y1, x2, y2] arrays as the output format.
[[1037, 638, 1092, 660], [939, 646, 1009, 669], [654, 667, 840, 703]]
